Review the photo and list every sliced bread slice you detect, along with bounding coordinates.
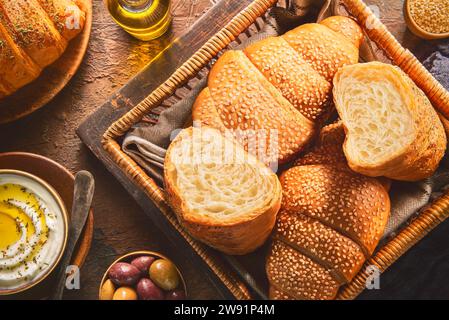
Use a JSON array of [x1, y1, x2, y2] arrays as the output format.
[[333, 62, 446, 181], [164, 126, 282, 255]]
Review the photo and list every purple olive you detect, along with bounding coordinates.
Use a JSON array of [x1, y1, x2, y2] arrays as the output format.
[[108, 262, 141, 286], [166, 289, 186, 300], [136, 278, 164, 300], [131, 256, 155, 275]]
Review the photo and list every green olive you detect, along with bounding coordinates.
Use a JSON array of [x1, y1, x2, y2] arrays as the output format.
[[149, 259, 180, 291]]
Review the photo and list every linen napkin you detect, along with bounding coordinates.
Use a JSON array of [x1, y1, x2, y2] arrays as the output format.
[[122, 0, 449, 238]]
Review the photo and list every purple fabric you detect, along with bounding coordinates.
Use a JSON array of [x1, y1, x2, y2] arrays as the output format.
[[421, 40, 449, 91]]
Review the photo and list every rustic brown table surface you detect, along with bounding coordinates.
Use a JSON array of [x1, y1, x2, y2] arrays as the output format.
[[0, 0, 448, 300]]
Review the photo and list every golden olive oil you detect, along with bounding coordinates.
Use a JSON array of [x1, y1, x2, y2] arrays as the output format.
[[105, 0, 172, 41], [0, 211, 22, 250], [0, 184, 45, 251]]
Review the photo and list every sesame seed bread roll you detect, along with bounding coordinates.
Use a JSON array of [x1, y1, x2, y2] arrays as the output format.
[[333, 62, 446, 181], [267, 241, 340, 300], [282, 21, 359, 82], [0, 24, 41, 98], [192, 88, 228, 133], [201, 50, 315, 164], [268, 163, 389, 299], [280, 165, 390, 256], [274, 210, 365, 283], [164, 126, 282, 255], [268, 124, 390, 299], [244, 37, 331, 121], [319, 16, 364, 48], [0, 0, 68, 69], [37, 0, 86, 41], [269, 286, 295, 300]]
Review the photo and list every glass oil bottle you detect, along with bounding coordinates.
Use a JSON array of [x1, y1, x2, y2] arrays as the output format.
[[105, 0, 171, 41]]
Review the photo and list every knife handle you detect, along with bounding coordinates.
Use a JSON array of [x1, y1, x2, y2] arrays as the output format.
[[51, 171, 95, 300]]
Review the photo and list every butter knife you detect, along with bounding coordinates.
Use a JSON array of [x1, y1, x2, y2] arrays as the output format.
[[51, 171, 95, 300]]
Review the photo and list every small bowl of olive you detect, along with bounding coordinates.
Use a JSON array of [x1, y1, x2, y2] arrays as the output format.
[[99, 250, 187, 300]]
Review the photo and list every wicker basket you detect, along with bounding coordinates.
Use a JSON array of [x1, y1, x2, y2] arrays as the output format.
[[101, 0, 449, 300]]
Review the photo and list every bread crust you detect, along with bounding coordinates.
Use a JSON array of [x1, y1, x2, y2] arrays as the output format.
[[0, 24, 41, 97], [266, 241, 340, 300], [202, 50, 316, 164], [333, 62, 447, 181], [192, 88, 228, 133], [274, 210, 366, 283], [0, 0, 68, 68], [280, 164, 390, 255], [319, 16, 364, 48], [37, 0, 86, 41], [269, 285, 295, 300], [164, 127, 282, 255], [244, 36, 331, 121], [282, 22, 359, 82]]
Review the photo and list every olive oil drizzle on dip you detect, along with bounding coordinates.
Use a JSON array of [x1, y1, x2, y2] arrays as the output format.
[[0, 180, 64, 290]]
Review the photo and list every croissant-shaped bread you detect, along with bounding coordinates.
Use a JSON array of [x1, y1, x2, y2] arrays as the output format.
[[0, 0, 86, 99], [267, 123, 390, 299], [193, 16, 363, 165], [333, 62, 446, 181]]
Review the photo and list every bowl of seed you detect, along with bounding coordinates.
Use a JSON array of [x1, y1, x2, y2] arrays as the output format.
[[404, 0, 449, 40]]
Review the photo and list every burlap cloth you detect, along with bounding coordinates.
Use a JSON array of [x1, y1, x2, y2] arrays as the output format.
[[122, 0, 449, 240]]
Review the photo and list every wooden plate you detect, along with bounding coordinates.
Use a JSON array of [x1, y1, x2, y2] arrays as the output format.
[[0, 0, 93, 124], [0, 152, 94, 299]]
